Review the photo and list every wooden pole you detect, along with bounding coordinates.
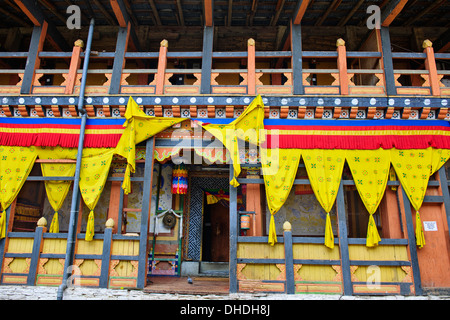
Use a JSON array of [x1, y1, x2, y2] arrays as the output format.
[[64, 40, 83, 95], [336, 38, 349, 95], [422, 40, 440, 96], [155, 40, 168, 95], [247, 38, 256, 95]]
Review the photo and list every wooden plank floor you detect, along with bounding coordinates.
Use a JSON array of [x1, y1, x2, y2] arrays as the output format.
[[144, 276, 230, 295]]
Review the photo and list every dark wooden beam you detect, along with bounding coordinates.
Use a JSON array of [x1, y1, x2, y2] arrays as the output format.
[[109, 24, 130, 94], [227, 0, 233, 26], [337, 0, 364, 26], [271, 0, 285, 26], [291, 22, 303, 95], [434, 28, 450, 53], [315, 0, 342, 26], [176, 0, 185, 26], [13, 0, 69, 51], [292, 0, 310, 24], [92, 0, 117, 25], [110, 0, 141, 51], [380, 26, 396, 96], [381, 0, 409, 27], [21, 22, 48, 94], [200, 25, 213, 94], [38, 0, 67, 24], [203, 0, 214, 27], [403, 0, 446, 26], [147, 0, 161, 26]]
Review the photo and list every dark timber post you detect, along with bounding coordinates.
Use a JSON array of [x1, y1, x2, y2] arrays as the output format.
[[229, 163, 238, 293], [137, 137, 156, 289], [291, 22, 304, 95], [283, 222, 295, 294], [401, 187, 423, 295], [336, 181, 353, 295], [200, 26, 214, 94], [380, 26, 396, 96]]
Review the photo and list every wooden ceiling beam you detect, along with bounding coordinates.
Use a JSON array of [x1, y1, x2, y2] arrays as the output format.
[[292, 0, 310, 24], [380, 0, 409, 27], [13, 0, 69, 51], [92, 0, 117, 25], [148, 0, 161, 26], [203, 0, 214, 26], [110, 0, 141, 51], [337, 0, 364, 26], [315, 0, 341, 26], [227, 0, 233, 26], [271, 0, 285, 26], [403, 0, 446, 26]]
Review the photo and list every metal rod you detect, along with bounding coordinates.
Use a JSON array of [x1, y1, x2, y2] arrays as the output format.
[[57, 18, 95, 301]]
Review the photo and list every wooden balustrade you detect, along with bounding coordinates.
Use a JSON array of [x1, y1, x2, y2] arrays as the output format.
[[0, 38, 448, 112]]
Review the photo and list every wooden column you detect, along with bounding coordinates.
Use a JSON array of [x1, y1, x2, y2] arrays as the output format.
[[100, 219, 114, 288], [336, 38, 349, 95], [422, 39, 440, 96], [283, 221, 295, 294], [200, 26, 214, 94], [229, 162, 238, 293], [400, 186, 423, 295], [21, 21, 48, 94], [64, 40, 84, 95], [291, 22, 304, 95], [27, 217, 47, 286], [336, 181, 352, 295], [438, 167, 450, 241], [247, 38, 256, 95], [136, 137, 155, 289], [155, 40, 168, 95], [246, 172, 263, 236], [380, 26, 396, 96], [109, 23, 130, 94], [107, 174, 123, 234]]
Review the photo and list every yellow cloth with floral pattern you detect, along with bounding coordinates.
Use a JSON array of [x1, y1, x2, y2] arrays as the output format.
[[346, 149, 390, 247], [302, 149, 346, 249], [79, 148, 114, 241], [391, 148, 433, 248], [203, 95, 265, 187], [0, 146, 37, 239], [114, 97, 185, 194], [37, 146, 78, 233], [261, 148, 301, 245]]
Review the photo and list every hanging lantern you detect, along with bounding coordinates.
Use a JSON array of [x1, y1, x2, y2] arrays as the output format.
[[240, 214, 251, 230], [172, 164, 188, 194]]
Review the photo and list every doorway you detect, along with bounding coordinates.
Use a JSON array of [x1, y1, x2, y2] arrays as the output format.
[[202, 201, 229, 262]]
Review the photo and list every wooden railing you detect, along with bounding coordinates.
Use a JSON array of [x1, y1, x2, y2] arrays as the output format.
[[0, 38, 448, 99]]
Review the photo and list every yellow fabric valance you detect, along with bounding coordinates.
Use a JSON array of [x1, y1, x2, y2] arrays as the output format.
[[302, 149, 346, 249], [37, 146, 78, 233], [261, 148, 301, 245]]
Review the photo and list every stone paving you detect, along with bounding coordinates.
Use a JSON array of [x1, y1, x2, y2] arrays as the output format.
[[0, 285, 448, 300]]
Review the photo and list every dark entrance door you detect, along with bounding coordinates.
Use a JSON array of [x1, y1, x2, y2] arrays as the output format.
[[202, 201, 229, 262]]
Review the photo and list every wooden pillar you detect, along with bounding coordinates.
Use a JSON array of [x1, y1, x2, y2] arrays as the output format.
[[27, 217, 47, 286], [64, 40, 84, 95], [336, 181, 352, 295], [400, 186, 423, 295], [336, 38, 349, 95], [21, 21, 48, 94], [291, 22, 304, 95], [423, 39, 440, 96], [136, 137, 155, 289], [107, 177, 123, 234], [283, 221, 295, 294], [155, 39, 168, 95], [246, 172, 263, 236], [200, 26, 214, 94], [109, 22, 130, 94], [100, 219, 114, 288], [380, 26, 396, 96], [229, 162, 238, 293], [438, 167, 450, 241], [247, 38, 256, 95]]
